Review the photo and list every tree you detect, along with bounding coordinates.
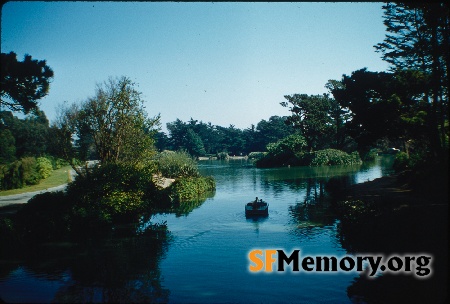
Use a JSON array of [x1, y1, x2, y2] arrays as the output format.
[[184, 129, 206, 157], [0, 129, 16, 164], [1, 52, 54, 113], [281, 94, 336, 151], [0, 110, 51, 160], [54, 76, 160, 173], [244, 116, 295, 153], [329, 68, 433, 156], [374, 2, 449, 160]]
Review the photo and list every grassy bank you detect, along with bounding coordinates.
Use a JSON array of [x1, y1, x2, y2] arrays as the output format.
[[0, 165, 72, 196]]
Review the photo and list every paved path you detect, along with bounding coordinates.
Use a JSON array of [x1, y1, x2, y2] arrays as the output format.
[[0, 183, 69, 208]]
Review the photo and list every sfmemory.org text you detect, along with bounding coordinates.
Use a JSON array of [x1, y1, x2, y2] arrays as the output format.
[[248, 249, 432, 278]]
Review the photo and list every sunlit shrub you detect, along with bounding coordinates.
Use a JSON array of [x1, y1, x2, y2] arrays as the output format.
[[266, 134, 307, 156], [0, 157, 47, 189], [36, 157, 53, 179], [154, 150, 200, 178], [168, 176, 216, 203]]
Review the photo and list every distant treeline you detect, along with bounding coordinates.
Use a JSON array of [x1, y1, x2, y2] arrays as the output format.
[[155, 116, 296, 157]]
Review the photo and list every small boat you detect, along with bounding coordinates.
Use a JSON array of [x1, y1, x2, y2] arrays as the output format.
[[245, 198, 269, 217]]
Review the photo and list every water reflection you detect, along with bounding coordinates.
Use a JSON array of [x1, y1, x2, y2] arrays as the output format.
[[0, 227, 170, 303], [159, 190, 215, 217]]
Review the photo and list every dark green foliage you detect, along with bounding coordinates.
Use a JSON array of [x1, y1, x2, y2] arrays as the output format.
[[20, 157, 40, 185], [281, 94, 350, 151], [0, 110, 51, 161], [244, 116, 295, 152], [0, 129, 16, 164], [374, 3, 448, 161], [256, 134, 308, 167], [184, 129, 206, 157], [1, 52, 54, 113], [393, 152, 410, 171]]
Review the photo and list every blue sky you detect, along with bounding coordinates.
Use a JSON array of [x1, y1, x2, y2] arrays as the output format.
[[1, 1, 390, 132]]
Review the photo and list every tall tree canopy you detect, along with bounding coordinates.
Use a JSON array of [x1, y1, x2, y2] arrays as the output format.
[[1, 52, 54, 113], [329, 68, 429, 154], [281, 93, 347, 151], [375, 2, 449, 159]]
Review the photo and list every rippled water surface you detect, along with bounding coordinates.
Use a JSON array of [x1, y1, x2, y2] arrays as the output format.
[[0, 157, 395, 303]]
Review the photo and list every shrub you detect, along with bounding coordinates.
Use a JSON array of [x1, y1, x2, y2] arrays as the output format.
[[248, 152, 266, 160], [256, 134, 307, 168], [66, 163, 158, 221], [393, 151, 409, 171], [21, 157, 41, 185], [217, 152, 229, 160], [0, 157, 46, 190], [154, 150, 200, 178], [266, 134, 307, 157], [310, 149, 362, 166], [36, 157, 53, 179], [168, 176, 216, 203], [45, 155, 69, 169]]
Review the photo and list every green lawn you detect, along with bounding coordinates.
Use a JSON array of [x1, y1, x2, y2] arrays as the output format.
[[0, 165, 73, 196]]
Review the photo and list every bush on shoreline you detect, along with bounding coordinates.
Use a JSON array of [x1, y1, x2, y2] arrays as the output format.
[[1, 153, 216, 244], [154, 150, 200, 178]]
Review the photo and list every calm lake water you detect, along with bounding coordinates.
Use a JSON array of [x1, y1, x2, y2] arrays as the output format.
[[0, 157, 396, 303]]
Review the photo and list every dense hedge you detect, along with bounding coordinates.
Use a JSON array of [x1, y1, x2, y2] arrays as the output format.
[[0, 156, 58, 190]]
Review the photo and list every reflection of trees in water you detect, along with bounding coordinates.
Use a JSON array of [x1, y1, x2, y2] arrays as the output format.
[[288, 178, 336, 229], [153, 190, 215, 217], [1, 227, 171, 303]]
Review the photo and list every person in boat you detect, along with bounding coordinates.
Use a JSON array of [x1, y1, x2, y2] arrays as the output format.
[[253, 197, 259, 208]]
